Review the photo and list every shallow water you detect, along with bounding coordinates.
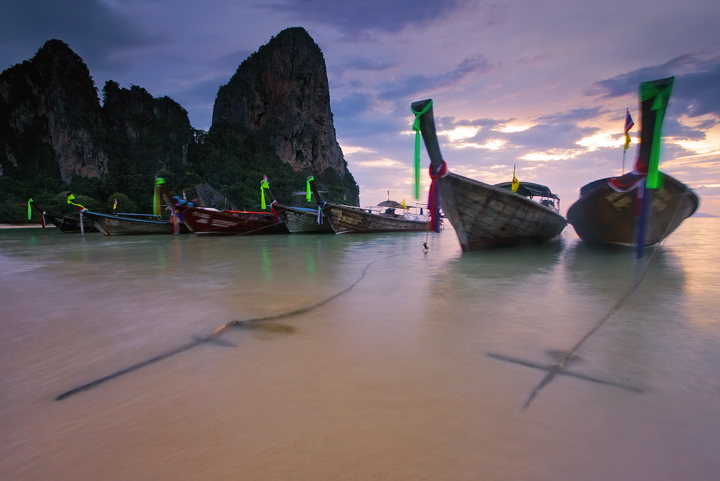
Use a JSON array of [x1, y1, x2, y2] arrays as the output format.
[[1, 221, 719, 480]]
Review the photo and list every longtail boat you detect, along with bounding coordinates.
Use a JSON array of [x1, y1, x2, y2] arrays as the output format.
[[566, 77, 699, 247], [82, 211, 188, 235], [411, 99, 567, 251], [275, 205, 333, 233], [41, 211, 97, 233], [158, 181, 288, 236], [308, 179, 430, 234]]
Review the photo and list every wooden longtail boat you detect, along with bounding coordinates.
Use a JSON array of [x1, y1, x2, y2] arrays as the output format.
[[174, 206, 288, 235], [566, 77, 699, 247], [411, 99, 567, 251], [308, 179, 430, 234], [158, 184, 288, 236], [82, 211, 189, 235], [274, 205, 333, 234], [42, 211, 98, 233]]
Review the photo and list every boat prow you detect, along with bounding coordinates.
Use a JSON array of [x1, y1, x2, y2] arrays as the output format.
[[411, 98, 566, 251], [567, 173, 698, 246]]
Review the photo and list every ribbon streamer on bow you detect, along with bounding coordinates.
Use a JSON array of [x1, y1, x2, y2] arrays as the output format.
[[428, 161, 448, 233], [411, 100, 434, 200], [260, 178, 270, 209], [640, 78, 674, 189]]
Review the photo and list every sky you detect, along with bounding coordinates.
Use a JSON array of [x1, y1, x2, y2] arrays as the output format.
[[2, 0, 720, 215]]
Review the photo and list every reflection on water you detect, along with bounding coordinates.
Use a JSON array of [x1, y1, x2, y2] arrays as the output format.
[[1, 223, 720, 480]]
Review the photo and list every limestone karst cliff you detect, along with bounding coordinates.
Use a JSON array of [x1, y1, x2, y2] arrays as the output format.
[[0, 28, 359, 222], [212, 27, 349, 178], [0, 39, 108, 183]]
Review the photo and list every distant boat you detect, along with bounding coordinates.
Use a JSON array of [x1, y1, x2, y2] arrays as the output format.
[[158, 183, 288, 235], [82, 211, 188, 235], [275, 205, 333, 234], [566, 77, 699, 247], [411, 99, 567, 251], [174, 206, 288, 235], [308, 179, 430, 234], [41, 211, 98, 233]]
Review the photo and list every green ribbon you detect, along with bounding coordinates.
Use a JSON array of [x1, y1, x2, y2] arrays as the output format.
[[66, 193, 85, 210], [260, 179, 269, 209], [154, 178, 166, 215], [28, 198, 33, 220], [411, 100, 433, 200], [306, 176, 314, 202], [640, 79, 674, 189]]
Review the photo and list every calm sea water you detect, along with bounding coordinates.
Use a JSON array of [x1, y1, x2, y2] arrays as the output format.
[[1, 220, 719, 480]]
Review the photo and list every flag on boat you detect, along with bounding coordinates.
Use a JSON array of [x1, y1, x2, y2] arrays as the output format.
[[401, 199, 407, 209], [27, 198, 33, 220], [511, 166, 520, 192], [113, 198, 118, 211], [182, 190, 187, 201], [624, 109, 634, 151]]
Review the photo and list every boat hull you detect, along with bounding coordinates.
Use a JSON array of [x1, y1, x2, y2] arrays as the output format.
[[83, 212, 187, 235], [43, 212, 98, 233], [567, 174, 698, 246], [323, 204, 429, 234], [438, 173, 567, 251], [276, 206, 333, 233], [178, 206, 289, 235]]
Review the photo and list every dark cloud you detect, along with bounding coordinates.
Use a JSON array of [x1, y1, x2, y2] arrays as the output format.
[[378, 56, 492, 100], [330, 57, 402, 78], [0, 0, 160, 70], [261, 0, 472, 35], [588, 54, 720, 119]]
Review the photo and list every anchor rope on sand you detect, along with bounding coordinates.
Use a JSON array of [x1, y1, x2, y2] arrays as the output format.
[[518, 196, 689, 410], [55, 253, 403, 401]]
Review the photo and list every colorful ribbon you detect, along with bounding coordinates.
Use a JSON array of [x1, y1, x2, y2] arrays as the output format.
[[428, 160, 448, 233], [306, 176, 314, 202], [260, 178, 270, 209], [640, 78, 674, 189], [411, 100, 433, 200], [270, 200, 279, 223], [154, 178, 166, 216], [66, 194, 86, 211]]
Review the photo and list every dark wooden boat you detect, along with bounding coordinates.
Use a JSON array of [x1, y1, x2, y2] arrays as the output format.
[[42, 211, 98, 233], [173, 205, 288, 235], [82, 211, 189, 235], [411, 99, 567, 251], [274, 205, 333, 233], [566, 77, 699, 247], [308, 180, 430, 234], [157, 184, 288, 236]]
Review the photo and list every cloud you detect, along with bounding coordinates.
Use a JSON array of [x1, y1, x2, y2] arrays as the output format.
[[588, 53, 720, 119], [533, 107, 605, 125], [330, 57, 402, 78], [261, 0, 472, 35], [0, 0, 162, 70], [378, 56, 492, 100]]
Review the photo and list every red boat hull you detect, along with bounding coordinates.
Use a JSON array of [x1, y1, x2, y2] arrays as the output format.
[[178, 206, 288, 235]]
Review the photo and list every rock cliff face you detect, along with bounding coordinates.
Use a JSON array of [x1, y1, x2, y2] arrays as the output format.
[[0, 39, 108, 182], [102, 81, 193, 177], [212, 27, 348, 176]]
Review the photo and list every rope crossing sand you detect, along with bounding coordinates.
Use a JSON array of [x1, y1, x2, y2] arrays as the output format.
[[519, 195, 689, 410], [55, 253, 403, 401]]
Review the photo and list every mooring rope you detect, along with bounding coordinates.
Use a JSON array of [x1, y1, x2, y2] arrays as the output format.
[[521, 194, 689, 409], [55, 253, 404, 401]]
